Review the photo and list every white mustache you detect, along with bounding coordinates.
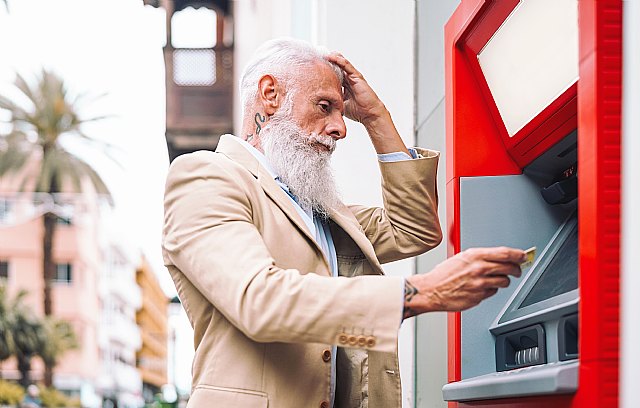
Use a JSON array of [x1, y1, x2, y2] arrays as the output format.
[[308, 134, 336, 153]]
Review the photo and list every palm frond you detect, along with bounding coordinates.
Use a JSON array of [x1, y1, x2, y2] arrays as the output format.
[[14, 72, 39, 109], [40, 317, 78, 366], [74, 132, 125, 170], [0, 68, 115, 203], [53, 151, 78, 193], [0, 94, 34, 125], [69, 90, 109, 108], [0, 133, 36, 179], [73, 157, 111, 196]]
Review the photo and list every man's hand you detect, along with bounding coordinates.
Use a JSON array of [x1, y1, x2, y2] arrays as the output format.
[[326, 52, 385, 125], [326, 53, 410, 156], [403, 247, 527, 319]]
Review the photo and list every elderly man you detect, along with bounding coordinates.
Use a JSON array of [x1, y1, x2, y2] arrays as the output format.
[[162, 39, 525, 408]]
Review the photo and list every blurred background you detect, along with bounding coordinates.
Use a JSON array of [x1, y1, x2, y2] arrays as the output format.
[[0, 1, 458, 407]]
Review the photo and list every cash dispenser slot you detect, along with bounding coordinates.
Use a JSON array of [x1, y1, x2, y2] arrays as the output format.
[[559, 313, 579, 361], [496, 324, 546, 371]]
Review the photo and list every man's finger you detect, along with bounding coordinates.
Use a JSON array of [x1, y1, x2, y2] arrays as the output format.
[[483, 275, 511, 289], [471, 246, 527, 264], [482, 260, 522, 278], [326, 52, 362, 77]]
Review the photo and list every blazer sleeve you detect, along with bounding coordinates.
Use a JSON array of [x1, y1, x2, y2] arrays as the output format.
[[349, 147, 442, 264], [162, 152, 404, 353]]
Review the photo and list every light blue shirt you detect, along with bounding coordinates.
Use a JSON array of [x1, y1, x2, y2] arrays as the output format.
[[231, 137, 418, 407]]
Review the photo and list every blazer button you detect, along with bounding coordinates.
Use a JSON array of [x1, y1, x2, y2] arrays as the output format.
[[348, 335, 358, 346], [357, 336, 367, 347], [320, 400, 330, 408], [322, 349, 331, 362], [366, 336, 376, 348], [338, 334, 348, 344]]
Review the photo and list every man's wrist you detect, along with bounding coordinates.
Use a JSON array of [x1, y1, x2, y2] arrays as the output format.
[[363, 111, 410, 156]]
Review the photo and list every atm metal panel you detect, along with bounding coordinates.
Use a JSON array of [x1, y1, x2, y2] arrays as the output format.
[[458, 175, 566, 379]]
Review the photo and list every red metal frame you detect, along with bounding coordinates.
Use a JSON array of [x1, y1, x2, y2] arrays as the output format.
[[455, 0, 578, 170], [445, 0, 622, 407]]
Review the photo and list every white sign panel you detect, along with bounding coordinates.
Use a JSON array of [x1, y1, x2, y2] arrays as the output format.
[[478, 0, 579, 137]]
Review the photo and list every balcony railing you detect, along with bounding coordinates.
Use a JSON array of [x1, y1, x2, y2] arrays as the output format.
[[0, 193, 111, 227]]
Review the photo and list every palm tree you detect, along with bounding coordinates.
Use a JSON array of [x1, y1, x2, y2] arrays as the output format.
[[0, 286, 45, 387], [0, 285, 16, 377], [0, 69, 112, 385], [12, 302, 46, 388], [40, 317, 78, 387], [0, 286, 78, 387]]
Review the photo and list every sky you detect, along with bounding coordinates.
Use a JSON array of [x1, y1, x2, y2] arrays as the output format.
[[0, 0, 194, 392]]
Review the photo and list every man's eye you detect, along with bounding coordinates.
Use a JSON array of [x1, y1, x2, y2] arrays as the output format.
[[319, 103, 331, 112]]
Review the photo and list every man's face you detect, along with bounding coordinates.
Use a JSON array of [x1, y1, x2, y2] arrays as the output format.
[[287, 61, 347, 152]]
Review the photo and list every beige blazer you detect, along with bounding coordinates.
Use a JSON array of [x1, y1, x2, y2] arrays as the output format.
[[162, 135, 441, 408]]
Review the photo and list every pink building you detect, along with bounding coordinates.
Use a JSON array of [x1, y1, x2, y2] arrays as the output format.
[[0, 193, 143, 408]]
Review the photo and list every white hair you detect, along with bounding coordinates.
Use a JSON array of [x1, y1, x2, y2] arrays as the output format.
[[240, 38, 344, 116]]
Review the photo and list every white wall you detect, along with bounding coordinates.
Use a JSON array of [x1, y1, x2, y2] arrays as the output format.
[[233, 1, 417, 406], [414, 1, 460, 407], [233, 0, 295, 133], [621, 1, 640, 407]]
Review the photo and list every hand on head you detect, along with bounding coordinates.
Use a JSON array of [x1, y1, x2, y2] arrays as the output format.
[[404, 246, 527, 319], [325, 53, 387, 126]]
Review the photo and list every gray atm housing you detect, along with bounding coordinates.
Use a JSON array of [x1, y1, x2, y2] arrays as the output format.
[[443, 132, 580, 402]]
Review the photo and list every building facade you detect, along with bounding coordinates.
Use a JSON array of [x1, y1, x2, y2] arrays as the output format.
[[0, 193, 145, 408], [136, 256, 169, 404]]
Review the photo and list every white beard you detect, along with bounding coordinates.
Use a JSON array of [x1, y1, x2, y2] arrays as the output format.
[[260, 115, 342, 218]]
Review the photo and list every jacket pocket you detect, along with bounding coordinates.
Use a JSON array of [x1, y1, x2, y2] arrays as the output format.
[[188, 385, 268, 407]]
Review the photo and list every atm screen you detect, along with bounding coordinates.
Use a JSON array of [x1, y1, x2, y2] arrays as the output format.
[[495, 211, 579, 326], [519, 225, 578, 308]]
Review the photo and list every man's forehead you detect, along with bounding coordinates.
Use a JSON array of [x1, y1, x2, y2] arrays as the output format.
[[299, 61, 345, 99]]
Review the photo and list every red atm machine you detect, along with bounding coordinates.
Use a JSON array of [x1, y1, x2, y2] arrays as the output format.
[[443, 1, 622, 407]]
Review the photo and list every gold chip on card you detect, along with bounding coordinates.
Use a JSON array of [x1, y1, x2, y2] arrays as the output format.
[[521, 246, 537, 270]]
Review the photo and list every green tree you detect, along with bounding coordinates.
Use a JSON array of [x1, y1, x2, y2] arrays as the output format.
[[12, 302, 46, 388], [0, 69, 112, 386], [0, 286, 16, 375], [0, 286, 78, 387], [40, 317, 78, 387], [0, 286, 45, 387]]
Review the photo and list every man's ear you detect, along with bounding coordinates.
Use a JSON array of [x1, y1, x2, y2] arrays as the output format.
[[257, 74, 281, 116]]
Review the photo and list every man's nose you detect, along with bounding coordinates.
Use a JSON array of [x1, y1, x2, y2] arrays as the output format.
[[327, 114, 347, 140]]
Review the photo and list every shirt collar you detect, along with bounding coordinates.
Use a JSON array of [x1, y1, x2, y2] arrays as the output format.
[[229, 136, 279, 181], [229, 135, 317, 219]]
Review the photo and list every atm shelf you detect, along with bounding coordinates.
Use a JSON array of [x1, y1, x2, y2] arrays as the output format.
[[442, 360, 578, 402]]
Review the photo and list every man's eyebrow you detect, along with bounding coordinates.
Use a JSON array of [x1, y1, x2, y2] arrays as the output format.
[[316, 92, 340, 102], [315, 94, 342, 107]]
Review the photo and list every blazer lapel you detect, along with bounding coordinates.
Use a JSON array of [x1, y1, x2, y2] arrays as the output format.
[[215, 135, 324, 253], [256, 166, 321, 247]]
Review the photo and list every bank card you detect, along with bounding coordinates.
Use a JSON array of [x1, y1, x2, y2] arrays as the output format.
[[520, 246, 537, 270]]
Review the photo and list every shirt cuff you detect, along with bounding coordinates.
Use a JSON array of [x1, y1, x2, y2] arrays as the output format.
[[377, 148, 420, 162]]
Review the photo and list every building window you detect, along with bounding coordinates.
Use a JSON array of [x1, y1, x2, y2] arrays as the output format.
[[171, 7, 217, 48], [54, 263, 73, 284], [0, 200, 11, 222], [0, 261, 8, 281], [171, 7, 218, 87]]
